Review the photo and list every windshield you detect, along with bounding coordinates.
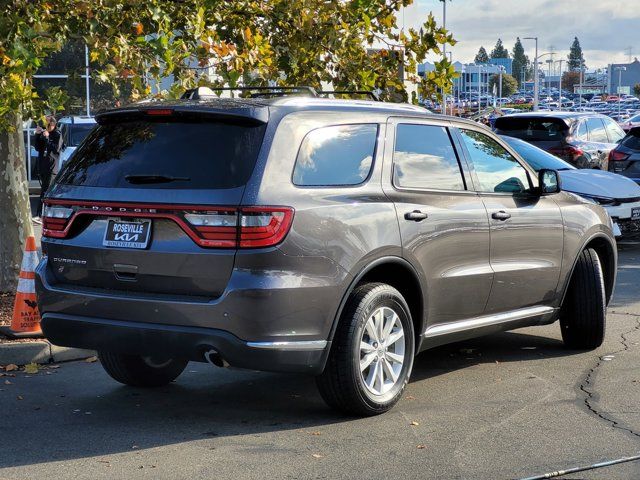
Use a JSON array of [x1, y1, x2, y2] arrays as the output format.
[[501, 136, 576, 172]]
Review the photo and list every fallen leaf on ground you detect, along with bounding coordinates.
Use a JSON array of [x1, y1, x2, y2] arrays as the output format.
[[85, 356, 98, 363], [405, 395, 416, 400], [417, 444, 426, 449], [4, 380, 12, 385], [410, 421, 419, 426], [312, 454, 323, 459], [310, 431, 321, 436], [5, 364, 18, 372], [17, 395, 23, 400], [24, 363, 39, 374]]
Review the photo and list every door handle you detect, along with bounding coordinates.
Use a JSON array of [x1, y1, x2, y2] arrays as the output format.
[[491, 211, 511, 221], [404, 210, 428, 222]]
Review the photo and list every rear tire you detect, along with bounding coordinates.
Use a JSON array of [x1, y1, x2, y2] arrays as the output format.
[[560, 248, 606, 349], [98, 352, 188, 387], [316, 283, 415, 416]]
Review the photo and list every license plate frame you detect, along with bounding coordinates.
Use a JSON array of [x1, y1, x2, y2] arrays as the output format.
[[632, 207, 640, 221], [103, 218, 152, 249]]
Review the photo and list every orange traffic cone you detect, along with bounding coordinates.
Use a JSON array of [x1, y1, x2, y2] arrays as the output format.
[[7, 236, 42, 337]]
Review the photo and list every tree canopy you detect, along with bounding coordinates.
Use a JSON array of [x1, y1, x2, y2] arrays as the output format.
[[474, 46, 489, 64], [488, 73, 518, 97], [0, 0, 458, 129], [490, 39, 509, 59], [568, 37, 585, 71], [511, 38, 529, 86]]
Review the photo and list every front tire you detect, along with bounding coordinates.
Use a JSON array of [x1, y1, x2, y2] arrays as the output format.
[[98, 352, 188, 387], [316, 283, 415, 416], [560, 248, 606, 349]]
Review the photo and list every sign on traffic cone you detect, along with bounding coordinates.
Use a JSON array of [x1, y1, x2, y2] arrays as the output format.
[[6, 236, 42, 337]]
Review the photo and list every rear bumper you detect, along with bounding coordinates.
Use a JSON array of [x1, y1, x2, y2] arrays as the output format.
[[35, 252, 347, 374], [41, 313, 330, 374]]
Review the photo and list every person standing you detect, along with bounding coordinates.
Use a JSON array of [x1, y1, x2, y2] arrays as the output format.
[[34, 116, 62, 220]]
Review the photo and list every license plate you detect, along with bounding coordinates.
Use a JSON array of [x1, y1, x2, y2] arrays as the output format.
[[103, 218, 151, 249], [632, 207, 640, 220]]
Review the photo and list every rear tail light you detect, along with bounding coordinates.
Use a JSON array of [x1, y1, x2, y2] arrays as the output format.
[[42, 205, 74, 236], [548, 146, 583, 158], [42, 201, 294, 249], [238, 207, 294, 248], [183, 207, 294, 248], [609, 150, 630, 162], [184, 210, 239, 248]]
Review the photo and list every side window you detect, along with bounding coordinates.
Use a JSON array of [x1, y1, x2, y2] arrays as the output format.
[[293, 124, 377, 186], [575, 121, 588, 140], [393, 124, 465, 191], [459, 129, 530, 194], [603, 118, 625, 143], [586, 117, 608, 143]]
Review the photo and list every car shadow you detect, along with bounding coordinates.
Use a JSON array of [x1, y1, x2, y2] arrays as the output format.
[[410, 328, 575, 383], [1, 329, 580, 469]]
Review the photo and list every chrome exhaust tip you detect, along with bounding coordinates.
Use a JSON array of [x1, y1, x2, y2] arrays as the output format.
[[203, 349, 229, 368]]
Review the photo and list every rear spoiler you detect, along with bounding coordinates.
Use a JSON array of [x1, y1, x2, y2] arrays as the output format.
[[95, 105, 269, 126]]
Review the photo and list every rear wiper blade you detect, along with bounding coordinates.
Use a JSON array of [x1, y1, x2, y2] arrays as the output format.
[[125, 174, 190, 184]]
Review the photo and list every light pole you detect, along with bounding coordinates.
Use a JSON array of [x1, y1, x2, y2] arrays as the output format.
[[524, 37, 539, 110], [546, 58, 554, 98], [477, 64, 483, 115], [447, 51, 453, 115], [579, 59, 584, 106], [556, 59, 564, 110], [615, 66, 627, 116], [499, 65, 504, 105]]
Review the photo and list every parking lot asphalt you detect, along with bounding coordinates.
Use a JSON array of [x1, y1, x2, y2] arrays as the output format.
[[1, 246, 640, 480]]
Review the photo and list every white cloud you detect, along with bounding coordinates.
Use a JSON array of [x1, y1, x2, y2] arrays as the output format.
[[402, 0, 638, 68]]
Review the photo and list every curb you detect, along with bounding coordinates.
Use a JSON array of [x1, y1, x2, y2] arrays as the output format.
[[0, 340, 94, 366]]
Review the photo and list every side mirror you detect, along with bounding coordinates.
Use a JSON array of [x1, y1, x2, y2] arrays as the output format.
[[538, 169, 561, 194]]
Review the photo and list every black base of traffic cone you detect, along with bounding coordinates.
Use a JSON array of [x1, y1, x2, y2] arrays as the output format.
[[0, 326, 44, 339]]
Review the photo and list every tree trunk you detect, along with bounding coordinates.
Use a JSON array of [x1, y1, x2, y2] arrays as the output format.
[[0, 111, 34, 293]]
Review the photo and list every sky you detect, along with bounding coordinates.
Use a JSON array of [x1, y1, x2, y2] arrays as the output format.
[[402, 0, 638, 70]]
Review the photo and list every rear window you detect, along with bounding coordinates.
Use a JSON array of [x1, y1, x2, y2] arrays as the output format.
[[494, 117, 569, 141], [57, 120, 266, 189], [621, 130, 640, 150], [292, 124, 377, 186]]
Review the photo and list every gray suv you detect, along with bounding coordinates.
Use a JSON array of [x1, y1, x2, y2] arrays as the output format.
[[36, 90, 617, 415]]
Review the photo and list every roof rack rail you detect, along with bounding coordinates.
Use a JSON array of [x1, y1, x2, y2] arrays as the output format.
[[319, 90, 380, 101], [181, 86, 318, 100]]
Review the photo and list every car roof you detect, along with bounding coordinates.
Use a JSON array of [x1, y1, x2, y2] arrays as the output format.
[[95, 96, 442, 125]]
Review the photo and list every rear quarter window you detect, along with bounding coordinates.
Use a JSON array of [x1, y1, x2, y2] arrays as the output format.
[[292, 124, 378, 186], [57, 120, 266, 189]]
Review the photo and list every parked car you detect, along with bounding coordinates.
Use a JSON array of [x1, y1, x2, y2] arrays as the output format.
[[57, 116, 97, 170], [609, 126, 640, 186], [503, 135, 640, 238], [620, 113, 640, 132], [36, 88, 617, 416], [494, 112, 626, 170]]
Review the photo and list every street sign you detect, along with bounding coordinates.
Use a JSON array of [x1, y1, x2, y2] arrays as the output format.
[[618, 86, 631, 95]]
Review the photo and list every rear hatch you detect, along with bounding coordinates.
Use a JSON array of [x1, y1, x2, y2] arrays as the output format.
[[610, 128, 640, 182], [495, 116, 571, 158], [43, 106, 268, 299]]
